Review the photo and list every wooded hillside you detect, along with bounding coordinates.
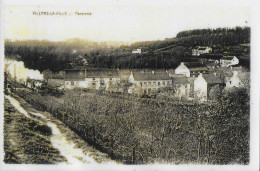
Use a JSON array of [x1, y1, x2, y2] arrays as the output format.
[[5, 26, 250, 72]]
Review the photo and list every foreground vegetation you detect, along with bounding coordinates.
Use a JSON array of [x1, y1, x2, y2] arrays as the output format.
[[15, 87, 250, 164], [4, 98, 66, 164]]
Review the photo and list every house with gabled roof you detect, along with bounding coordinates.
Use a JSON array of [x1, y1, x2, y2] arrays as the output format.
[[225, 71, 250, 89], [192, 46, 212, 56], [220, 56, 239, 67], [64, 68, 120, 91], [64, 69, 86, 89], [85, 69, 120, 91], [175, 62, 208, 77], [128, 70, 172, 95], [194, 73, 224, 102]]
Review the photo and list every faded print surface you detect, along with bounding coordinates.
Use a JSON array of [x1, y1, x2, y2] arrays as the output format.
[[2, 0, 254, 168]]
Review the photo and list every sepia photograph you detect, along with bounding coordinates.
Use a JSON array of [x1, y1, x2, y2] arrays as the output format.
[[1, 0, 259, 170]]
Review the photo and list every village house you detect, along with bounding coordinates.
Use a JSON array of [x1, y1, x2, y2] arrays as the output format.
[[194, 73, 224, 102], [199, 54, 223, 64], [205, 61, 219, 70], [64, 68, 120, 91], [64, 69, 86, 89], [85, 69, 120, 91], [175, 62, 208, 77], [225, 71, 250, 89], [132, 48, 142, 54], [128, 70, 172, 95], [192, 46, 212, 56], [220, 56, 239, 67]]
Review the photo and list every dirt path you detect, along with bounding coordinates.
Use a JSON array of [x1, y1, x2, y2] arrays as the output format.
[[4, 94, 118, 165]]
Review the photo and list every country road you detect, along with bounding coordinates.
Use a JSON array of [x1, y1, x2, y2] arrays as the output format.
[[4, 95, 119, 165]]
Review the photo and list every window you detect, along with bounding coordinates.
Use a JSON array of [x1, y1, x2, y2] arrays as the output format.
[[66, 82, 69, 85], [71, 81, 74, 86], [148, 82, 151, 86], [167, 81, 170, 85], [230, 81, 232, 84], [163, 81, 165, 86], [93, 78, 95, 80], [158, 82, 161, 85], [153, 82, 156, 85], [140, 82, 143, 86], [110, 78, 112, 80], [144, 82, 147, 85]]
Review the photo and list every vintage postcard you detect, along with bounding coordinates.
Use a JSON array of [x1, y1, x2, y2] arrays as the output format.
[[1, 0, 259, 171]]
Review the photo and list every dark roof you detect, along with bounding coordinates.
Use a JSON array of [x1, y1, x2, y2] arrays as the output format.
[[133, 71, 171, 81], [168, 69, 175, 75], [203, 74, 223, 84], [172, 76, 188, 84], [199, 54, 223, 59], [221, 56, 236, 60], [189, 67, 208, 71], [184, 62, 205, 68], [171, 76, 196, 84], [86, 70, 119, 78], [65, 70, 85, 81], [65, 68, 119, 80], [205, 62, 219, 67]]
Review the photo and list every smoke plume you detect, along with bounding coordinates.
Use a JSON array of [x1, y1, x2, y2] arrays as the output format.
[[5, 59, 44, 82]]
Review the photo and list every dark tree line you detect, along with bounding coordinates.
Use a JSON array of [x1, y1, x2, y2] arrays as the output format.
[[176, 26, 250, 47]]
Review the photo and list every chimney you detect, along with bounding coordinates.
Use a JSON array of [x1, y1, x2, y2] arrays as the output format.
[[213, 72, 216, 76], [152, 71, 154, 74], [181, 62, 184, 66], [166, 70, 168, 73], [198, 73, 203, 77]]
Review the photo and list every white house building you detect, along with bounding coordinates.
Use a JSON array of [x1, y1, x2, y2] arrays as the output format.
[[225, 71, 250, 89], [220, 56, 239, 67], [64, 69, 120, 91], [175, 62, 190, 77], [194, 73, 223, 102], [132, 48, 142, 54], [192, 46, 212, 56], [128, 71, 172, 95], [175, 62, 208, 77]]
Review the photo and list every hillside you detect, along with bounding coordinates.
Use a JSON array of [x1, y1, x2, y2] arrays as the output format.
[[4, 26, 250, 72]]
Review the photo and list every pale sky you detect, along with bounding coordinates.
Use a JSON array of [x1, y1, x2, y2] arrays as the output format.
[[4, 1, 250, 42]]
